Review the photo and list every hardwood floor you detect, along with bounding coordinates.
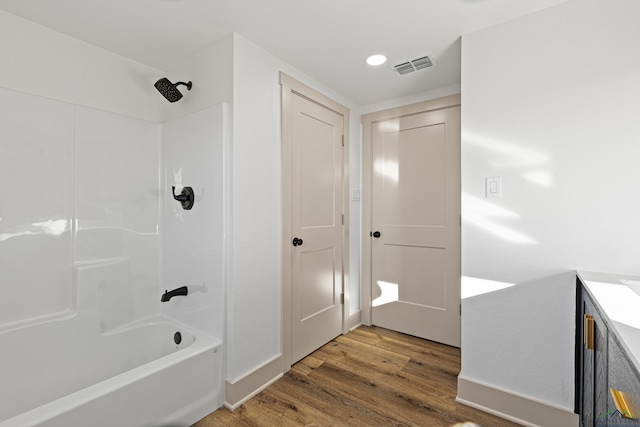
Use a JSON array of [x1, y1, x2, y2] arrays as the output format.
[[194, 326, 520, 427]]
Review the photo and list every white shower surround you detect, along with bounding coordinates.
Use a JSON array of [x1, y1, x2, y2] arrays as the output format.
[[0, 11, 229, 425]]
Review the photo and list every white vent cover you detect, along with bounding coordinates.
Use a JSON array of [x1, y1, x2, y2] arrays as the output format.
[[392, 55, 434, 76]]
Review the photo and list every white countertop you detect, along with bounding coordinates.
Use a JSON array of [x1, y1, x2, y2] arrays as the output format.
[[578, 271, 640, 373]]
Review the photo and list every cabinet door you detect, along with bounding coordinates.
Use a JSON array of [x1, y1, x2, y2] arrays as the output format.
[[582, 290, 609, 427], [608, 334, 640, 425]]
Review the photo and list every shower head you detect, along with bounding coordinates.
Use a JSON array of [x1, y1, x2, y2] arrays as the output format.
[[154, 78, 192, 103]]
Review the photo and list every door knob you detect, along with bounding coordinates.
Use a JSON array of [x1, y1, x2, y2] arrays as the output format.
[[371, 231, 381, 238], [292, 237, 304, 246]]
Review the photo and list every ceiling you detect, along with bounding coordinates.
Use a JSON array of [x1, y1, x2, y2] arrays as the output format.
[[0, 0, 570, 106]]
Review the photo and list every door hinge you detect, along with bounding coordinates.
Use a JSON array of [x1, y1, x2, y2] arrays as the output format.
[[342, 214, 344, 225], [340, 293, 344, 304], [341, 135, 344, 147], [460, 303, 462, 316]]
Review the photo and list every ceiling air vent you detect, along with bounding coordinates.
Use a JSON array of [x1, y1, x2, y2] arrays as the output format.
[[392, 55, 434, 76]]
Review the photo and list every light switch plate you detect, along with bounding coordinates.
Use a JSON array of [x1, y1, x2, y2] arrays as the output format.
[[486, 176, 502, 198]]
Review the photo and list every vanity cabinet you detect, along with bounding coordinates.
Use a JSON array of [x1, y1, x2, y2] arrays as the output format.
[[579, 286, 609, 427], [608, 336, 640, 424], [578, 276, 640, 427]]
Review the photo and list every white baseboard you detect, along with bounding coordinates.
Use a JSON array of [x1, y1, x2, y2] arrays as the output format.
[[224, 354, 283, 410], [456, 376, 579, 427], [347, 310, 361, 331], [223, 310, 362, 412], [349, 322, 363, 332]]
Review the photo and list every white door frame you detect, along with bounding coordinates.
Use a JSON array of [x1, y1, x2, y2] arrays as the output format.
[[361, 94, 461, 326], [280, 72, 350, 371]]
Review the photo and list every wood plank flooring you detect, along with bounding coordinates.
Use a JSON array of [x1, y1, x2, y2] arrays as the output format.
[[193, 326, 521, 427]]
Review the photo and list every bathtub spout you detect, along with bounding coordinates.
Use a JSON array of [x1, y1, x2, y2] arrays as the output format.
[[161, 286, 188, 302]]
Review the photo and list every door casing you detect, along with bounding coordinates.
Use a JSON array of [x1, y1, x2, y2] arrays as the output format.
[[280, 72, 350, 371]]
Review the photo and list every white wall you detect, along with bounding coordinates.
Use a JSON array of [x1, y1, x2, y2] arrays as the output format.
[[228, 33, 362, 381], [159, 35, 233, 123], [0, 11, 163, 122], [461, 0, 640, 410]]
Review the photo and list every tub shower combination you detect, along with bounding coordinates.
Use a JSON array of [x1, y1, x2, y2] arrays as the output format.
[[1, 79, 225, 427], [0, 258, 222, 427]]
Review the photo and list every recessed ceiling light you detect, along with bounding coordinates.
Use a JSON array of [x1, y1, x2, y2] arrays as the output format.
[[366, 54, 387, 66]]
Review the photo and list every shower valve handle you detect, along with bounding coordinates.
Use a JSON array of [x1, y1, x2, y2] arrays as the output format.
[[172, 186, 195, 210]]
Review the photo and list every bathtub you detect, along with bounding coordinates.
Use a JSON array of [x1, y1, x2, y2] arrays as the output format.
[[0, 315, 222, 427]]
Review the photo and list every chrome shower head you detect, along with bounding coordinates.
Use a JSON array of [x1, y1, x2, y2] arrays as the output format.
[[154, 78, 192, 103]]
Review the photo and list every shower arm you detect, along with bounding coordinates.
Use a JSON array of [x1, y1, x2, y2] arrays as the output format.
[[174, 81, 192, 90]]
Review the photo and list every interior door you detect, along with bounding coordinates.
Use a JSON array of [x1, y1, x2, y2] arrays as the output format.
[[288, 88, 345, 364], [370, 103, 460, 347]]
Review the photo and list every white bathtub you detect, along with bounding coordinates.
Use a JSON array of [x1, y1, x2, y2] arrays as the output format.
[[0, 315, 222, 427]]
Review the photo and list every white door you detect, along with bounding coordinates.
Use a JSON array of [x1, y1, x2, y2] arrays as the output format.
[[369, 102, 460, 347], [281, 74, 348, 365]]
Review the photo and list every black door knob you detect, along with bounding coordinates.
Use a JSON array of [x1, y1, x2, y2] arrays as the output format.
[[372, 231, 381, 238], [292, 237, 304, 246]]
